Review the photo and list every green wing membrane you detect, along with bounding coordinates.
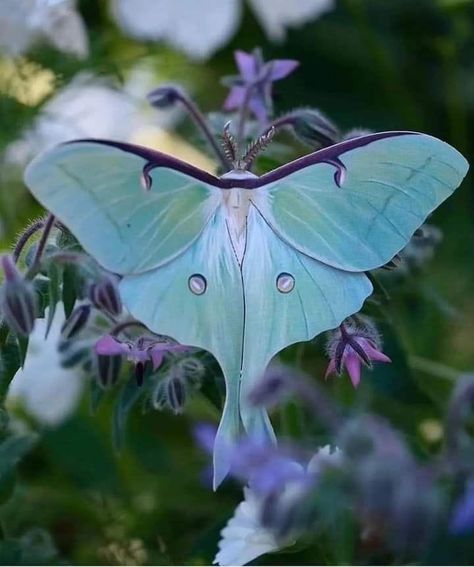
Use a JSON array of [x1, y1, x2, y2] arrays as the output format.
[[24, 132, 468, 489], [25, 141, 221, 274], [120, 206, 373, 487], [252, 133, 468, 271]]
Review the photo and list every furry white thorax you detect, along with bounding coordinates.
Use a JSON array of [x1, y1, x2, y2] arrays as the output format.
[[223, 187, 253, 264], [220, 169, 258, 265]]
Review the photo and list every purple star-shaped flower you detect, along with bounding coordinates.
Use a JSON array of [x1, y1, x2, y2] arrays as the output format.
[[95, 334, 189, 385], [325, 324, 391, 388], [223, 49, 299, 123]]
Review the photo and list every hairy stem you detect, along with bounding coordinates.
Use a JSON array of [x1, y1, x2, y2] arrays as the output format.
[[176, 92, 231, 171], [26, 213, 55, 279], [13, 219, 45, 263]]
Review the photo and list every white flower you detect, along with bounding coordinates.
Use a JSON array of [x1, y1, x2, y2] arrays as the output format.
[[0, 0, 88, 59], [214, 488, 280, 567], [8, 304, 84, 426], [111, 0, 334, 61], [5, 66, 174, 166], [214, 445, 342, 566]]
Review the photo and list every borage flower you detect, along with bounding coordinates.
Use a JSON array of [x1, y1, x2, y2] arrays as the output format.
[[95, 334, 189, 386], [325, 322, 391, 388], [212, 437, 343, 566], [223, 49, 299, 123]]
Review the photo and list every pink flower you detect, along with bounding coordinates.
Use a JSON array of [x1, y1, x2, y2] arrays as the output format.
[[325, 323, 391, 388], [95, 334, 189, 385]]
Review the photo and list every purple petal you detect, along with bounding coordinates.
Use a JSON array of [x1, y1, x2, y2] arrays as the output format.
[[451, 486, 474, 534], [223, 86, 246, 110], [345, 353, 362, 388], [234, 49, 258, 81], [95, 335, 127, 356], [364, 343, 392, 364], [267, 59, 299, 81], [325, 359, 337, 378], [194, 423, 217, 454], [150, 350, 165, 370], [248, 95, 268, 123]]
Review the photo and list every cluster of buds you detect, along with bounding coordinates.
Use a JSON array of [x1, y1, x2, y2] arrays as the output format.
[[325, 320, 391, 388], [0, 255, 37, 336]]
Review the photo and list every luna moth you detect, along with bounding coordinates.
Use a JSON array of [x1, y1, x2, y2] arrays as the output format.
[[24, 131, 468, 487]]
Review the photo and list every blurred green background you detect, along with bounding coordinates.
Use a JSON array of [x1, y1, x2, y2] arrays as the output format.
[[0, 0, 473, 564]]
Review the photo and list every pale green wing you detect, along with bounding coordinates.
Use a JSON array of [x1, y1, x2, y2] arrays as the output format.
[[119, 208, 243, 488], [24, 141, 222, 274], [120, 205, 373, 487], [251, 133, 468, 271], [239, 207, 372, 437]]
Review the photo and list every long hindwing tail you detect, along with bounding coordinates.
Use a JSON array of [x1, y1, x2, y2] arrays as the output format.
[[239, 206, 373, 436], [119, 208, 243, 488]]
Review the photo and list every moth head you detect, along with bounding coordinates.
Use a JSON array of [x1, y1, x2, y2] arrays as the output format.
[[220, 122, 275, 175]]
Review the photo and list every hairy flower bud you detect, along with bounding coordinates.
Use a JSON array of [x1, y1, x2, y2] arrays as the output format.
[[177, 356, 205, 386], [88, 274, 122, 316], [153, 372, 187, 414], [147, 85, 182, 108], [58, 338, 91, 369], [96, 354, 122, 389], [61, 304, 91, 339], [284, 108, 340, 149], [0, 255, 36, 336]]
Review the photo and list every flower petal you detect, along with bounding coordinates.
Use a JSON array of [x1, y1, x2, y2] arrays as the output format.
[[223, 86, 247, 110], [95, 335, 127, 356], [234, 49, 258, 81], [364, 343, 392, 364], [345, 353, 361, 388], [267, 59, 299, 81]]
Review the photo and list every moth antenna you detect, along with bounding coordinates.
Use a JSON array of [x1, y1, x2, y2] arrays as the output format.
[[221, 122, 238, 164], [242, 126, 275, 169]]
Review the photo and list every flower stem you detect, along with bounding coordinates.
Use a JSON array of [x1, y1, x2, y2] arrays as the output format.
[[12, 219, 45, 263], [236, 85, 254, 154], [110, 320, 147, 337], [26, 213, 55, 279], [176, 91, 231, 171]]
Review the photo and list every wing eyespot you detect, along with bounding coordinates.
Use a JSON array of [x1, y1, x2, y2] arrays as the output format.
[[276, 272, 295, 293], [188, 274, 207, 295]]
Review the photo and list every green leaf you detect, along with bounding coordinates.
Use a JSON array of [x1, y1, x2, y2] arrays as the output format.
[[89, 377, 105, 415], [62, 264, 78, 319], [16, 334, 29, 369], [113, 376, 144, 450], [43, 416, 120, 493], [46, 262, 62, 337], [0, 335, 21, 403], [0, 433, 38, 482]]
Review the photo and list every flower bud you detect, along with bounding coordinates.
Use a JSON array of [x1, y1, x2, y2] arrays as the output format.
[[61, 304, 91, 339], [88, 274, 122, 316], [58, 338, 91, 369], [0, 255, 36, 336], [147, 85, 182, 108], [177, 356, 205, 386], [285, 108, 340, 149], [96, 354, 122, 389], [153, 373, 187, 414]]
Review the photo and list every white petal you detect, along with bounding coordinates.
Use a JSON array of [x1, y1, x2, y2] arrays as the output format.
[[307, 445, 343, 474], [214, 488, 280, 566], [0, 0, 88, 57], [8, 304, 83, 426], [111, 0, 241, 60], [248, 0, 334, 41], [42, 2, 89, 59]]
